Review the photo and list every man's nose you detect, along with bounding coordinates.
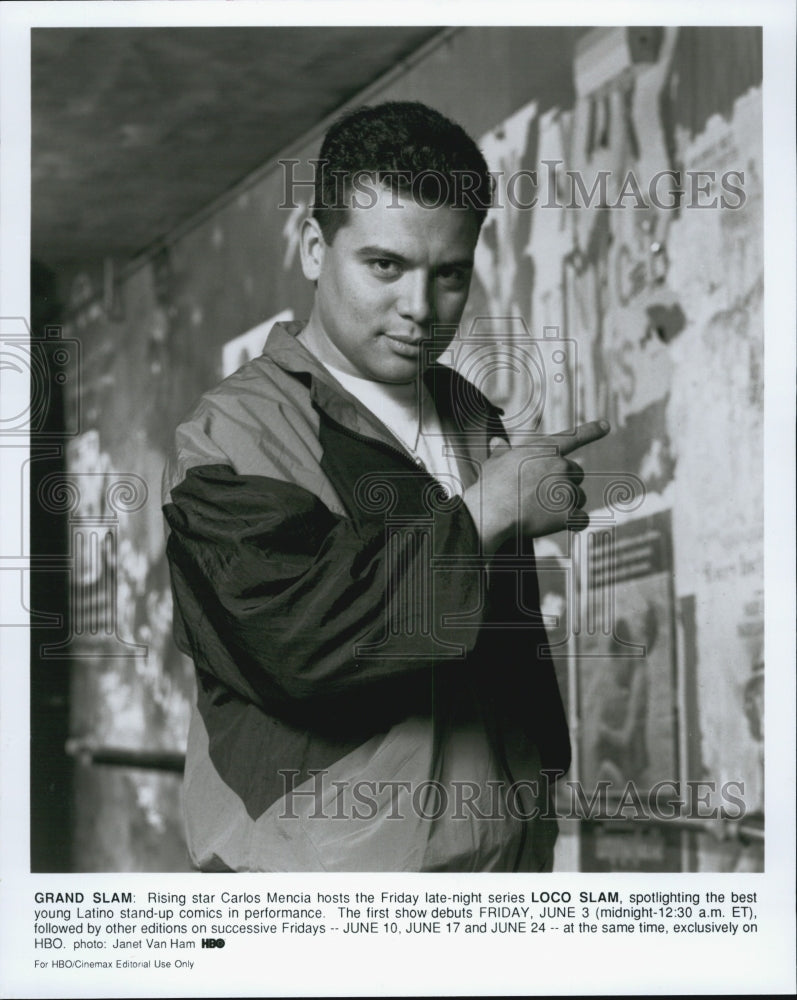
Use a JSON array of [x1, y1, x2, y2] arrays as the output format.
[[397, 271, 433, 326]]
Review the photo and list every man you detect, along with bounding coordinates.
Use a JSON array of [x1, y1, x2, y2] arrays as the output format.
[[162, 101, 609, 872]]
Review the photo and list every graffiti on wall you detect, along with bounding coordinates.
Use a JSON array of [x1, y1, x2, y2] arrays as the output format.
[[465, 27, 764, 870]]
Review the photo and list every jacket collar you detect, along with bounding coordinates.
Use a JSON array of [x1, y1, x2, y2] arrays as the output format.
[[262, 320, 505, 462]]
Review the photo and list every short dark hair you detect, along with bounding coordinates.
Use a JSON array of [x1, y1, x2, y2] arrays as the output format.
[[312, 101, 493, 243]]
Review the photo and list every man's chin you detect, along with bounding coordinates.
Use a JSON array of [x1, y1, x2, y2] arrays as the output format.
[[370, 345, 425, 382], [373, 368, 422, 385]]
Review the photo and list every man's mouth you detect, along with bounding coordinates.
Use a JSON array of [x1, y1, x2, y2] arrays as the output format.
[[383, 333, 424, 357]]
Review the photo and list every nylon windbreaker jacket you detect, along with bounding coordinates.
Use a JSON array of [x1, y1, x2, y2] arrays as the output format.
[[162, 321, 570, 872]]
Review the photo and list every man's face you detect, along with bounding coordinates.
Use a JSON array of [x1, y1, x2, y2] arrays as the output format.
[[300, 183, 480, 383]]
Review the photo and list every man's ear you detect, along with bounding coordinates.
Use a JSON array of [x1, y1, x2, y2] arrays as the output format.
[[299, 217, 326, 281]]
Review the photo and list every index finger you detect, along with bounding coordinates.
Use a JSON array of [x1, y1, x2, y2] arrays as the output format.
[[548, 420, 611, 456]]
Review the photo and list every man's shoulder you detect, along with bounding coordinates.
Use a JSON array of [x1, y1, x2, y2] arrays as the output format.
[[182, 322, 315, 428], [163, 323, 320, 502], [202, 352, 303, 411]]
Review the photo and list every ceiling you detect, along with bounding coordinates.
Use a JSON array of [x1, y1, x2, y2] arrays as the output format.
[[31, 27, 444, 271]]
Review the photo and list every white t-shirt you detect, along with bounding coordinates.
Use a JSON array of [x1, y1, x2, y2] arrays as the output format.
[[323, 363, 465, 498]]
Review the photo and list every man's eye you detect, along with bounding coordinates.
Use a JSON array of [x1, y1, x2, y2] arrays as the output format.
[[436, 266, 468, 289], [369, 259, 401, 278]]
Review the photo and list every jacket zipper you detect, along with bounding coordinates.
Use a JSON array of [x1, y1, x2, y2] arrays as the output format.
[[320, 386, 532, 869], [318, 408, 434, 477], [325, 400, 531, 869]]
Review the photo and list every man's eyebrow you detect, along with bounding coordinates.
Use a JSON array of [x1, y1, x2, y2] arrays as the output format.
[[355, 245, 410, 262], [436, 258, 474, 269], [355, 245, 474, 268]]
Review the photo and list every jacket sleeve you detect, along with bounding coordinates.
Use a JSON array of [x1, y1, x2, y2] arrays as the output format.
[[164, 461, 486, 717]]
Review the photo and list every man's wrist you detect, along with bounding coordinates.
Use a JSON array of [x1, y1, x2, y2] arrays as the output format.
[[461, 485, 512, 556]]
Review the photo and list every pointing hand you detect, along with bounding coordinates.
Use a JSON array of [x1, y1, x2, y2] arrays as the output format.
[[463, 420, 611, 552]]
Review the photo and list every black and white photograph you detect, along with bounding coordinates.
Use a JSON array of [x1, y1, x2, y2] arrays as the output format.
[[1, 1, 794, 996]]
